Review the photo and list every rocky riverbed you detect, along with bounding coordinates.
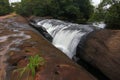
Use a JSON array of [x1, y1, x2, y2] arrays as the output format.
[[0, 14, 96, 80]]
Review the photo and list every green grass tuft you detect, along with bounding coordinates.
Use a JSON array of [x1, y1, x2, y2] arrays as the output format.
[[13, 54, 45, 80]]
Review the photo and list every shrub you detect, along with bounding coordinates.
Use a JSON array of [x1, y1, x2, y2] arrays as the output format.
[[105, 2, 120, 29], [0, 0, 13, 16]]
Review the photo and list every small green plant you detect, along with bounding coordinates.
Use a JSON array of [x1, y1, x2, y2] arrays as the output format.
[[13, 54, 45, 80]]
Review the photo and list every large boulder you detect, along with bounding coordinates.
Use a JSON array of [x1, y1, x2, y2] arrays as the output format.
[[77, 29, 120, 80]]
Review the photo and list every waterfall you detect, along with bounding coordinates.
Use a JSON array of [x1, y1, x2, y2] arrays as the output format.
[[52, 30, 86, 58], [35, 19, 94, 59]]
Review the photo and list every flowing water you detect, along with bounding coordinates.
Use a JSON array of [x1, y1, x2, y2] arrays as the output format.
[[36, 19, 94, 59]]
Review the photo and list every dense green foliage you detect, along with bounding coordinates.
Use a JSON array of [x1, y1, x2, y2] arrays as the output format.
[[89, 0, 120, 29], [0, 0, 12, 16], [13, 0, 93, 23], [105, 2, 120, 29], [89, 7, 106, 22]]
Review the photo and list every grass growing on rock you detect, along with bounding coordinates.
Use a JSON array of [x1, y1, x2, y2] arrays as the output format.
[[14, 54, 45, 80]]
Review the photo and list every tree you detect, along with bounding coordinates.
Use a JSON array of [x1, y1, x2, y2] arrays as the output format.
[[0, 0, 13, 16], [14, 0, 54, 16], [14, 0, 94, 23], [53, 0, 84, 23], [74, 0, 94, 20], [88, 5, 107, 22], [89, 0, 120, 29], [105, 2, 120, 29]]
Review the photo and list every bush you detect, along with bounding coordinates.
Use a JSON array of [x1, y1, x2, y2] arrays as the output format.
[[105, 2, 120, 29], [0, 0, 13, 16]]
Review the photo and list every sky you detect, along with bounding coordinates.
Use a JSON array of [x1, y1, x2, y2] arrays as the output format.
[[9, 0, 101, 6], [9, 0, 21, 4], [92, 0, 101, 6]]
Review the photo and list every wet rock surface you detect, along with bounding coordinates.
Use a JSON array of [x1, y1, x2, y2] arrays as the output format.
[[76, 30, 120, 80], [0, 15, 31, 80], [0, 15, 96, 80]]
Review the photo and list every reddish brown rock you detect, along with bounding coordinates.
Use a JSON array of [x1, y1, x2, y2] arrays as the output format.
[[77, 29, 120, 80], [7, 53, 27, 66]]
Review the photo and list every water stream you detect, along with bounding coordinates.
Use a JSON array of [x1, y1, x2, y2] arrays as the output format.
[[30, 18, 109, 80], [36, 19, 94, 59]]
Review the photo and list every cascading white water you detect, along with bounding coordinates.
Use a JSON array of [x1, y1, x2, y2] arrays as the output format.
[[53, 30, 86, 58], [37, 19, 94, 59]]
